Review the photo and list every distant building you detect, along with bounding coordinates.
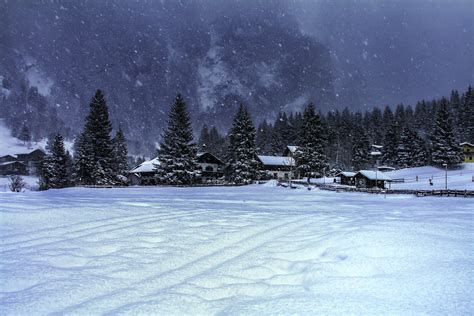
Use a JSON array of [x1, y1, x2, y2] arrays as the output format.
[[460, 142, 474, 163], [196, 152, 224, 181], [0, 149, 46, 175], [258, 155, 296, 180], [128, 152, 225, 185], [354, 170, 392, 189], [0, 161, 28, 175], [337, 171, 356, 185]]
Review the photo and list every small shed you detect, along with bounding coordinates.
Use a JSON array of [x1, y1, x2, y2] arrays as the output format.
[[128, 157, 159, 185], [337, 171, 356, 185], [354, 170, 392, 189]]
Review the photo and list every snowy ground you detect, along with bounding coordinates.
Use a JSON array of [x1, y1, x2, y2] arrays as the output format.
[[0, 186, 473, 314]]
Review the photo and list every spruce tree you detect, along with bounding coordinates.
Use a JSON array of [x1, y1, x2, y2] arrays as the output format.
[[39, 134, 69, 190], [19, 124, 31, 145], [74, 90, 115, 185], [431, 99, 462, 166], [198, 125, 211, 151], [155, 94, 199, 185], [382, 123, 400, 167], [226, 104, 259, 184], [112, 126, 129, 176], [351, 125, 370, 170], [294, 103, 328, 177]]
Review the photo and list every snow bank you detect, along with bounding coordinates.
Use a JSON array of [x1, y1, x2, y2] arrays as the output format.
[[0, 186, 472, 314]]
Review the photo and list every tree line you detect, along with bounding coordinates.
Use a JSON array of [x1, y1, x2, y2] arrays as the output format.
[[37, 86, 473, 189]]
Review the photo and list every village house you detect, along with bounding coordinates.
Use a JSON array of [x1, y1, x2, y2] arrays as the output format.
[[354, 170, 392, 189], [196, 152, 224, 181], [337, 171, 356, 185], [282, 145, 298, 157], [0, 149, 46, 175], [460, 142, 474, 163], [257, 155, 296, 180], [128, 152, 225, 185]]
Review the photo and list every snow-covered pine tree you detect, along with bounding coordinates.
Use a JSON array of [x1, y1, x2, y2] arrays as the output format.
[[155, 94, 200, 185], [294, 103, 328, 177], [382, 123, 400, 167], [351, 125, 370, 170], [396, 127, 412, 168], [74, 90, 115, 185], [431, 98, 462, 166], [226, 104, 259, 184], [460, 86, 474, 143], [407, 129, 429, 167], [39, 134, 69, 190], [112, 126, 129, 176], [256, 120, 273, 155], [198, 125, 211, 151]]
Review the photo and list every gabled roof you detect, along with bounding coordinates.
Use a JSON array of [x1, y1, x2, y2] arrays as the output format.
[[196, 152, 224, 165], [258, 155, 295, 167], [286, 145, 298, 153], [129, 157, 159, 173], [356, 170, 392, 181], [337, 171, 356, 177], [371, 144, 383, 149], [460, 142, 474, 147], [0, 161, 26, 167]]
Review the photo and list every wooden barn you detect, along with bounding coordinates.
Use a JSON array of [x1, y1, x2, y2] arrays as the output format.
[[354, 170, 392, 189], [337, 171, 356, 185]]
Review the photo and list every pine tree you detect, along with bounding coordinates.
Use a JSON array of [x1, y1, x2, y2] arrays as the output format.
[[460, 86, 474, 143], [226, 104, 259, 184], [294, 103, 328, 177], [351, 125, 370, 170], [74, 90, 115, 185], [155, 94, 199, 185], [39, 134, 69, 190], [382, 123, 400, 167], [112, 126, 129, 176], [407, 129, 428, 167], [431, 98, 462, 166], [256, 120, 273, 155], [198, 125, 211, 151]]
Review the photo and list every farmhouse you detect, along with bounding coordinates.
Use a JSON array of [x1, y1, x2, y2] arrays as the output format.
[[196, 152, 224, 181], [460, 142, 474, 163], [337, 171, 356, 185], [354, 170, 392, 189], [16, 149, 46, 174], [258, 155, 296, 180]]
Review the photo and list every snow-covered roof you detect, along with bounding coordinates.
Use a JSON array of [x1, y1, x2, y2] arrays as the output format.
[[371, 144, 383, 149], [258, 155, 295, 166], [356, 170, 392, 181], [286, 145, 298, 153], [129, 157, 159, 173], [460, 142, 474, 147], [370, 151, 382, 156], [338, 171, 356, 177], [0, 161, 26, 166]]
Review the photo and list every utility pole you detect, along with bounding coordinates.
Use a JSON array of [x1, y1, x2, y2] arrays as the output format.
[[443, 163, 448, 190]]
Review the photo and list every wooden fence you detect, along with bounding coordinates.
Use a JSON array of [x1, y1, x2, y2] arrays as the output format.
[[287, 180, 474, 197]]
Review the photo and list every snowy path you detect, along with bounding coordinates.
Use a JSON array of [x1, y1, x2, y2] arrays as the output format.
[[0, 186, 473, 314]]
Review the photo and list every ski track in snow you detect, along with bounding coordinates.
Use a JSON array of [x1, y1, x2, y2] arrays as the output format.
[[0, 186, 473, 315]]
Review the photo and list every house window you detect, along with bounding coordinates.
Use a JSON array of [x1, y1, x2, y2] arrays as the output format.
[[273, 173, 278, 178], [284, 173, 289, 179]]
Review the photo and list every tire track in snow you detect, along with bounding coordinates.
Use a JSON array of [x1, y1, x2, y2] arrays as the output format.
[[0, 210, 210, 253], [57, 215, 314, 315]]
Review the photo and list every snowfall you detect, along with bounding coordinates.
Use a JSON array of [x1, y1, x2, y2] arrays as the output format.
[[0, 183, 473, 315]]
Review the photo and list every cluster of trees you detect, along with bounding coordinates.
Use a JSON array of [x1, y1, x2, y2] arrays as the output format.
[[33, 85, 473, 189], [39, 90, 128, 189], [198, 86, 473, 172]]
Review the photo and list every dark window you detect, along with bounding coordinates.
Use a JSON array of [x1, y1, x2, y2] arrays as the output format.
[[205, 166, 214, 172]]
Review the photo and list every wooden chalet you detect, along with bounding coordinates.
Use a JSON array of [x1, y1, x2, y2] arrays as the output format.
[[282, 145, 298, 157], [337, 171, 356, 185], [258, 155, 296, 180], [196, 152, 224, 181], [460, 142, 474, 163], [0, 161, 28, 175], [128, 158, 160, 185], [354, 170, 392, 189]]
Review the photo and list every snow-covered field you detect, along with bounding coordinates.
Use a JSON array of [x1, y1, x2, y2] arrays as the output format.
[[0, 185, 473, 315]]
